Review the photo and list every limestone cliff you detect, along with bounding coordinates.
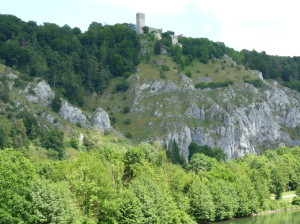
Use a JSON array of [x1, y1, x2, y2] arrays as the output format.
[[128, 74, 300, 160]]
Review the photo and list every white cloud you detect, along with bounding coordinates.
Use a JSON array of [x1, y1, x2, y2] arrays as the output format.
[[90, 0, 195, 14], [196, 0, 300, 56]]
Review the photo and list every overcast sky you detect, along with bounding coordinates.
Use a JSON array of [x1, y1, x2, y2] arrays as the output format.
[[2, 0, 300, 56]]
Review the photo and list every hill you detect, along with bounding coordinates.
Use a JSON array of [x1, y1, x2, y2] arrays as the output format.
[[1, 13, 300, 223], [1, 14, 300, 160]]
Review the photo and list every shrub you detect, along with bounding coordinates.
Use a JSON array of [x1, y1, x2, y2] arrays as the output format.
[[124, 72, 131, 79], [83, 135, 96, 151], [125, 132, 133, 139], [110, 115, 116, 125], [160, 72, 166, 79], [188, 142, 226, 161], [70, 137, 80, 149], [296, 185, 300, 196], [161, 64, 170, 72], [124, 118, 131, 125], [292, 196, 300, 205], [51, 95, 62, 113], [244, 79, 264, 88], [42, 129, 65, 160], [122, 106, 130, 114], [195, 80, 233, 89], [28, 87, 35, 95], [0, 87, 10, 103], [115, 80, 129, 92], [103, 130, 111, 135], [185, 71, 192, 78]]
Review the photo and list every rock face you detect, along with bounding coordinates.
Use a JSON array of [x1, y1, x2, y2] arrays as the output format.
[[24, 81, 55, 107], [129, 75, 300, 160], [59, 101, 88, 127], [91, 108, 111, 133], [58, 100, 111, 134]]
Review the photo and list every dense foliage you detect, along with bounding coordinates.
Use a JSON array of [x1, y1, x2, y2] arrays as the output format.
[[195, 80, 233, 89], [0, 14, 140, 106], [179, 37, 243, 65], [1, 140, 300, 223], [188, 142, 227, 161], [178, 38, 300, 88]]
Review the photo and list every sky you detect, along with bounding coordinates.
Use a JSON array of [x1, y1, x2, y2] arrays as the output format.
[[2, 0, 300, 56]]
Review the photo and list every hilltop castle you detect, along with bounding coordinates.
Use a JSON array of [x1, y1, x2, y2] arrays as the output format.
[[136, 13, 183, 46], [136, 13, 145, 34], [136, 13, 162, 39]]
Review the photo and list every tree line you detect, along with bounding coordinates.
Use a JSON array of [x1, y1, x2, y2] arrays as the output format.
[[1, 136, 300, 223], [2, 13, 300, 102], [0, 14, 140, 106], [151, 31, 300, 92]]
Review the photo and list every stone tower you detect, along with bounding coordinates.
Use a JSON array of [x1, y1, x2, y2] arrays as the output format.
[[136, 13, 145, 34]]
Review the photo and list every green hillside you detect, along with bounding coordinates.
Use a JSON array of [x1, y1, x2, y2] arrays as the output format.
[[94, 53, 260, 140], [1, 13, 300, 223]]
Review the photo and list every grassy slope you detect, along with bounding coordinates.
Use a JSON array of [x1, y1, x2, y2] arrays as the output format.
[[94, 54, 260, 140]]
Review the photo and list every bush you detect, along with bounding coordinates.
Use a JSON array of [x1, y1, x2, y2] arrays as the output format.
[[188, 142, 226, 161], [244, 79, 264, 88], [124, 118, 131, 125], [161, 64, 170, 72], [70, 137, 80, 149], [115, 80, 129, 92], [103, 130, 111, 135], [296, 185, 300, 196], [124, 72, 131, 79], [160, 72, 166, 79], [51, 95, 62, 113], [0, 87, 10, 103], [292, 196, 300, 205], [122, 106, 130, 114], [83, 135, 96, 151], [166, 140, 187, 167], [42, 129, 65, 160], [28, 87, 35, 95], [195, 80, 233, 89], [125, 132, 133, 139], [185, 71, 192, 78], [109, 115, 116, 125]]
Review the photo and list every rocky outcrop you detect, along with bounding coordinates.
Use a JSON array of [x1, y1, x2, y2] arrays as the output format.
[[130, 75, 300, 160], [23, 81, 55, 107], [58, 100, 112, 133], [59, 101, 89, 127], [91, 108, 111, 133]]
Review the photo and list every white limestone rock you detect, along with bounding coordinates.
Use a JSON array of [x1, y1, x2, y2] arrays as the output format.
[[181, 74, 195, 90], [91, 108, 111, 133], [59, 100, 88, 127], [6, 72, 18, 79], [24, 81, 55, 107]]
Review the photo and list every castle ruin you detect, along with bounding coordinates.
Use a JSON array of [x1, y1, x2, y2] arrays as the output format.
[[136, 13, 162, 37], [136, 13, 145, 34], [136, 13, 182, 46]]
